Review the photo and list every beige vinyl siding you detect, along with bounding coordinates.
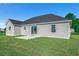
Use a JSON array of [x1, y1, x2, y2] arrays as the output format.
[[6, 21, 15, 36], [21, 22, 70, 39], [6, 20, 71, 39], [14, 26, 21, 35]]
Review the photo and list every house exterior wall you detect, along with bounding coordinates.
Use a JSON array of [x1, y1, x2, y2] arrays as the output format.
[[21, 22, 71, 39], [6, 21, 15, 36], [37, 23, 70, 39], [6, 21, 21, 36], [21, 25, 31, 36], [14, 26, 21, 35], [6, 20, 71, 39]]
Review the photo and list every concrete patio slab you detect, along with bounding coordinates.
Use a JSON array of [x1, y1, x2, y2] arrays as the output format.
[[15, 35, 41, 40]]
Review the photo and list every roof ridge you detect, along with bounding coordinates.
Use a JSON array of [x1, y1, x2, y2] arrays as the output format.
[[9, 18, 23, 22]]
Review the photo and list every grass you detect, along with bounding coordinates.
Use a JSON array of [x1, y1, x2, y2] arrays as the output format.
[[0, 32, 79, 55], [0, 31, 5, 36]]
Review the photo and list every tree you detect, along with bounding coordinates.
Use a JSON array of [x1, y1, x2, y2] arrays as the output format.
[[0, 28, 1, 31], [4, 28, 6, 31], [73, 19, 79, 32], [65, 13, 79, 32], [65, 13, 76, 28], [65, 13, 76, 20]]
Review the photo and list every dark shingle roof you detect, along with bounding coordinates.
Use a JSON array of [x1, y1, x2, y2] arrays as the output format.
[[9, 19, 23, 25], [24, 14, 67, 24], [9, 14, 68, 25]]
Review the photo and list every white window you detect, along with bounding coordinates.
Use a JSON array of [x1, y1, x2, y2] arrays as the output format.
[[9, 26, 11, 31], [24, 26, 26, 30], [51, 24, 56, 32]]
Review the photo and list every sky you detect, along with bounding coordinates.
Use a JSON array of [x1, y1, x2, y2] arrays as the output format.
[[0, 3, 79, 28]]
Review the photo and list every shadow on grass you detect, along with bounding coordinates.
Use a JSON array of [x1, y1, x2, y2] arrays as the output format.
[[71, 32, 79, 35]]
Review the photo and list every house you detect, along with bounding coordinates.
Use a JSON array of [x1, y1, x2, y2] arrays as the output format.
[[6, 14, 72, 39]]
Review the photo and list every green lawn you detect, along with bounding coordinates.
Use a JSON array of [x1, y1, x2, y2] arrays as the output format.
[[0, 32, 79, 56], [0, 31, 5, 36]]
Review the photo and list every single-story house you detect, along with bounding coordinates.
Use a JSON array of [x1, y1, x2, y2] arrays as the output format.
[[6, 14, 72, 39]]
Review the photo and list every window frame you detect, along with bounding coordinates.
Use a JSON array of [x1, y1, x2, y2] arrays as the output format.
[[24, 26, 26, 30], [9, 26, 11, 31], [51, 24, 56, 32], [31, 25, 37, 34]]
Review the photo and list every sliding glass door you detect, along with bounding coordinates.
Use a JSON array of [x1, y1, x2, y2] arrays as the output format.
[[31, 25, 37, 34]]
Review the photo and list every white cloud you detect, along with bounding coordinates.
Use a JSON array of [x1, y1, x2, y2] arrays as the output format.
[[0, 22, 5, 28]]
